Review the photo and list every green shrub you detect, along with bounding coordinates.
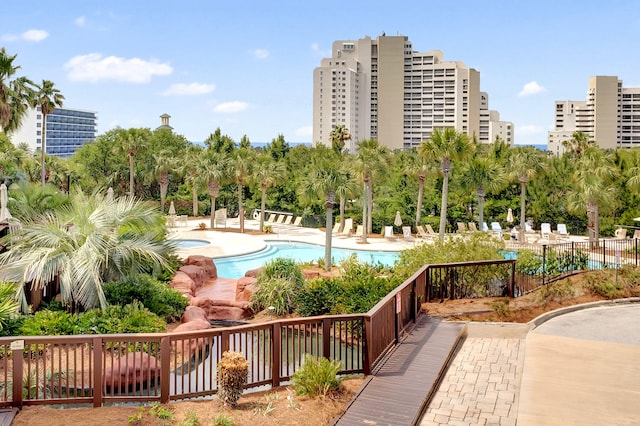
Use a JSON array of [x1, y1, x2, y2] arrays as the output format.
[[490, 299, 511, 318], [582, 271, 623, 299], [104, 274, 188, 322], [292, 355, 342, 397], [515, 250, 542, 275], [536, 280, 576, 305], [252, 258, 305, 316], [297, 278, 342, 317], [18, 310, 80, 336], [212, 414, 234, 426]]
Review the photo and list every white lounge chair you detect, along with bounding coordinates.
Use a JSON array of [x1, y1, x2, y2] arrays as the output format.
[[540, 223, 552, 241], [353, 225, 364, 239], [615, 228, 627, 239], [292, 216, 302, 226], [557, 224, 569, 239], [331, 221, 342, 235], [267, 213, 277, 223], [276, 214, 286, 224], [384, 225, 396, 240], [283, 215, 293, 225], [481, 222, 489, 232], [339, 218, 353, 237], [468, 222, 478, 232], [490, 222, 502, 238], [456, 222, 468, 233], [402, 226, 414, 240]]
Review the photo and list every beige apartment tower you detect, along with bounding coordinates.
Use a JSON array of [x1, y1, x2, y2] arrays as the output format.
[[313, 34, 512, 151], [549, 75, 640, 154]]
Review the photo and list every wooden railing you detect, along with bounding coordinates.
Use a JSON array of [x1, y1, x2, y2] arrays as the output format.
[[0, 258, 514, 408]]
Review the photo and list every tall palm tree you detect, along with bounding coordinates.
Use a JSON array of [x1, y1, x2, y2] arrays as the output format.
[[461, 155, 506, 230], [329, 124, 352, 154], [203, 151, 230, 229], [299, 150, 343, 271], [563, 131, 593, 158], [334, 161, 358, 231], [354, 139, 390, 242], [418, 128, 472, 239], [253, 154, 285, 231], [0, 189, 174, 312], [507, 146, 547, 242], [231, 148, 254, 233], [152, 150, 176, 213], [0, 48, 35, 133], [113, 128, 148, 197], [568, 147, 618, 244], [404, 150, 438, 225], [32, 80, 64, 186], [181, 145, 205, 217]]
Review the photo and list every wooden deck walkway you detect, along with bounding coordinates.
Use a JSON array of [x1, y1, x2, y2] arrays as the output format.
[[0, 408, 18, 426], [334, 317, 464, 425]]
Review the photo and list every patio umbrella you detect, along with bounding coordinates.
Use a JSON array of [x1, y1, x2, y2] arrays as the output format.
[[394, 211, 403, 227], [506, 208, 514, 224], [169, 201, 176, 216], [0, 184, 11, 222]]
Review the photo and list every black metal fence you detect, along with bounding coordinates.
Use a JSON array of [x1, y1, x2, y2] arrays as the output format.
[[512, 238, 639, 294]]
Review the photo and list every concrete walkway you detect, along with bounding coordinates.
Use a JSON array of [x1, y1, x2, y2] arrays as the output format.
[[421, 303, 640, 426]]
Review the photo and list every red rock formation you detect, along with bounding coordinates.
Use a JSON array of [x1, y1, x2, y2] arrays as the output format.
[[181, 306, 208, 323], [171, 271, 196, 297], [178, 265, 207, 289], [185, 255, 217, 279], [244, 267, 264, 278], [171, 319, 212, 361], [103, 352, 161, 390]]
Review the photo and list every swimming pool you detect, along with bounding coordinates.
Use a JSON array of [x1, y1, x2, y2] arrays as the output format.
[[174, 239, 211, 249], [214, 241, 399, 279]]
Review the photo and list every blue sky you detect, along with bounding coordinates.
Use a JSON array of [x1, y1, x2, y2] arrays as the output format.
[[2, 1, 639, 146]]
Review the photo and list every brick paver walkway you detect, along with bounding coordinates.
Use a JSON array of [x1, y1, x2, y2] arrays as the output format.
[[420, 337, 525, 426]]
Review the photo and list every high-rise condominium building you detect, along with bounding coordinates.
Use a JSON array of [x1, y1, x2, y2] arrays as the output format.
[[9, 107, 98, 158], [313, 34, 512, 152], [548, 76, 640, 155]]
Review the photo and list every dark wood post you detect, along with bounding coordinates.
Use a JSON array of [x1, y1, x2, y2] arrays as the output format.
[[160, 336, 171, 403], [92, 337, 102, 407], [271, 323, 281, 387], [322, 318, 331, 359]]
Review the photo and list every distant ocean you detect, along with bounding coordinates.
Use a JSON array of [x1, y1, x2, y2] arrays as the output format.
[[518, 144, 548, 151]]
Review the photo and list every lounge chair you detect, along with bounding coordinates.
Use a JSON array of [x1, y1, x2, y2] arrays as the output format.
[[331, 221, 342, 235], [416, 225, 436, 239], [557, 224, 569, 239], [425, 224, 440, 238], [267, 213, 277, 223], [339, 218, 354, 237], [456, 222, 468, 233], [481, 222, 489, 232], [615, 228, 627, 239], [293, 216, 302, 226], [283, 215, 293, 225], [353, 225, 364, 239], [490, 222, 502, 238], [633, 230, 640, 240], [402, 226, 414, 240], [468, 222, 478, 232], [540, 223, 552, 241], [276, 214, 286, 224], [384, 225, 396, 241]]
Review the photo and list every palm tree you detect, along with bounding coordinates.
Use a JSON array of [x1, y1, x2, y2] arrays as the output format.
[[203, 151, 230, 229], [563, 131, 593, 158], [461, 155, 506, 230], [329, 124, 352, 154], [32, 80, 64, 186], [507, 146, 547, 242], [299, 150, 343, 271], [404, 150, 438, 225], [418, 128, 472, 239], [354, 139, 390, 242], [568, 147, 618, 244], [334, 161, 358, 231], [152, 150, 176, 213], [181, 145, 205, 217], [0, 48, 35, 134], [253, 154, 285, 231], [0, 189, 174, 312], [113, 128, 148, 197], [231, 148, 254, 233]]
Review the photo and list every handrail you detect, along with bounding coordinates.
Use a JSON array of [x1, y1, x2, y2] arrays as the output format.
[[0, 258, 516, 408]]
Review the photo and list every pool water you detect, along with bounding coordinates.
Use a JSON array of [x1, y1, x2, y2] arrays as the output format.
[[214, 241, 399, 279], [174, 239, 211, 248]]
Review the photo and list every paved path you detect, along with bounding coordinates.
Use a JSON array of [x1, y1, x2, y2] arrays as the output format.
[[421, 324, 528, 426]]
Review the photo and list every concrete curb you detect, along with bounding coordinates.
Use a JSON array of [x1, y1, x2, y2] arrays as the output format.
[[527, 296, 640, 329]]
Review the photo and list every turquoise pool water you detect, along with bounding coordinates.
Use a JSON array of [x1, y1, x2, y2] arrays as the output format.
[[214, 241, 399, 279], [175, 239, 211, 248]]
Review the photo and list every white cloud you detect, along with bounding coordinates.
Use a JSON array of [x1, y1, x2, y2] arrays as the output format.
[[518, 81, 546, 97], [1, 29, 48, 42], [295, 126, 313, 138], [311, 42, 331, 57], [517, 124, 546, 136], [213, 101, 249, 113], [250, 49, 269, 59], [163, 82, 215, 96], [75, 16, 86, 27], [64, 53, 173, 83]]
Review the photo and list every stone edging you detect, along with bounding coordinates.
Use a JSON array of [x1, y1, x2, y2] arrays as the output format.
[[527, 296, 640, 329]]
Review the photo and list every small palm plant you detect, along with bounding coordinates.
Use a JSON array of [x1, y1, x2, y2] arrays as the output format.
[[217, 351, 248, 407]]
